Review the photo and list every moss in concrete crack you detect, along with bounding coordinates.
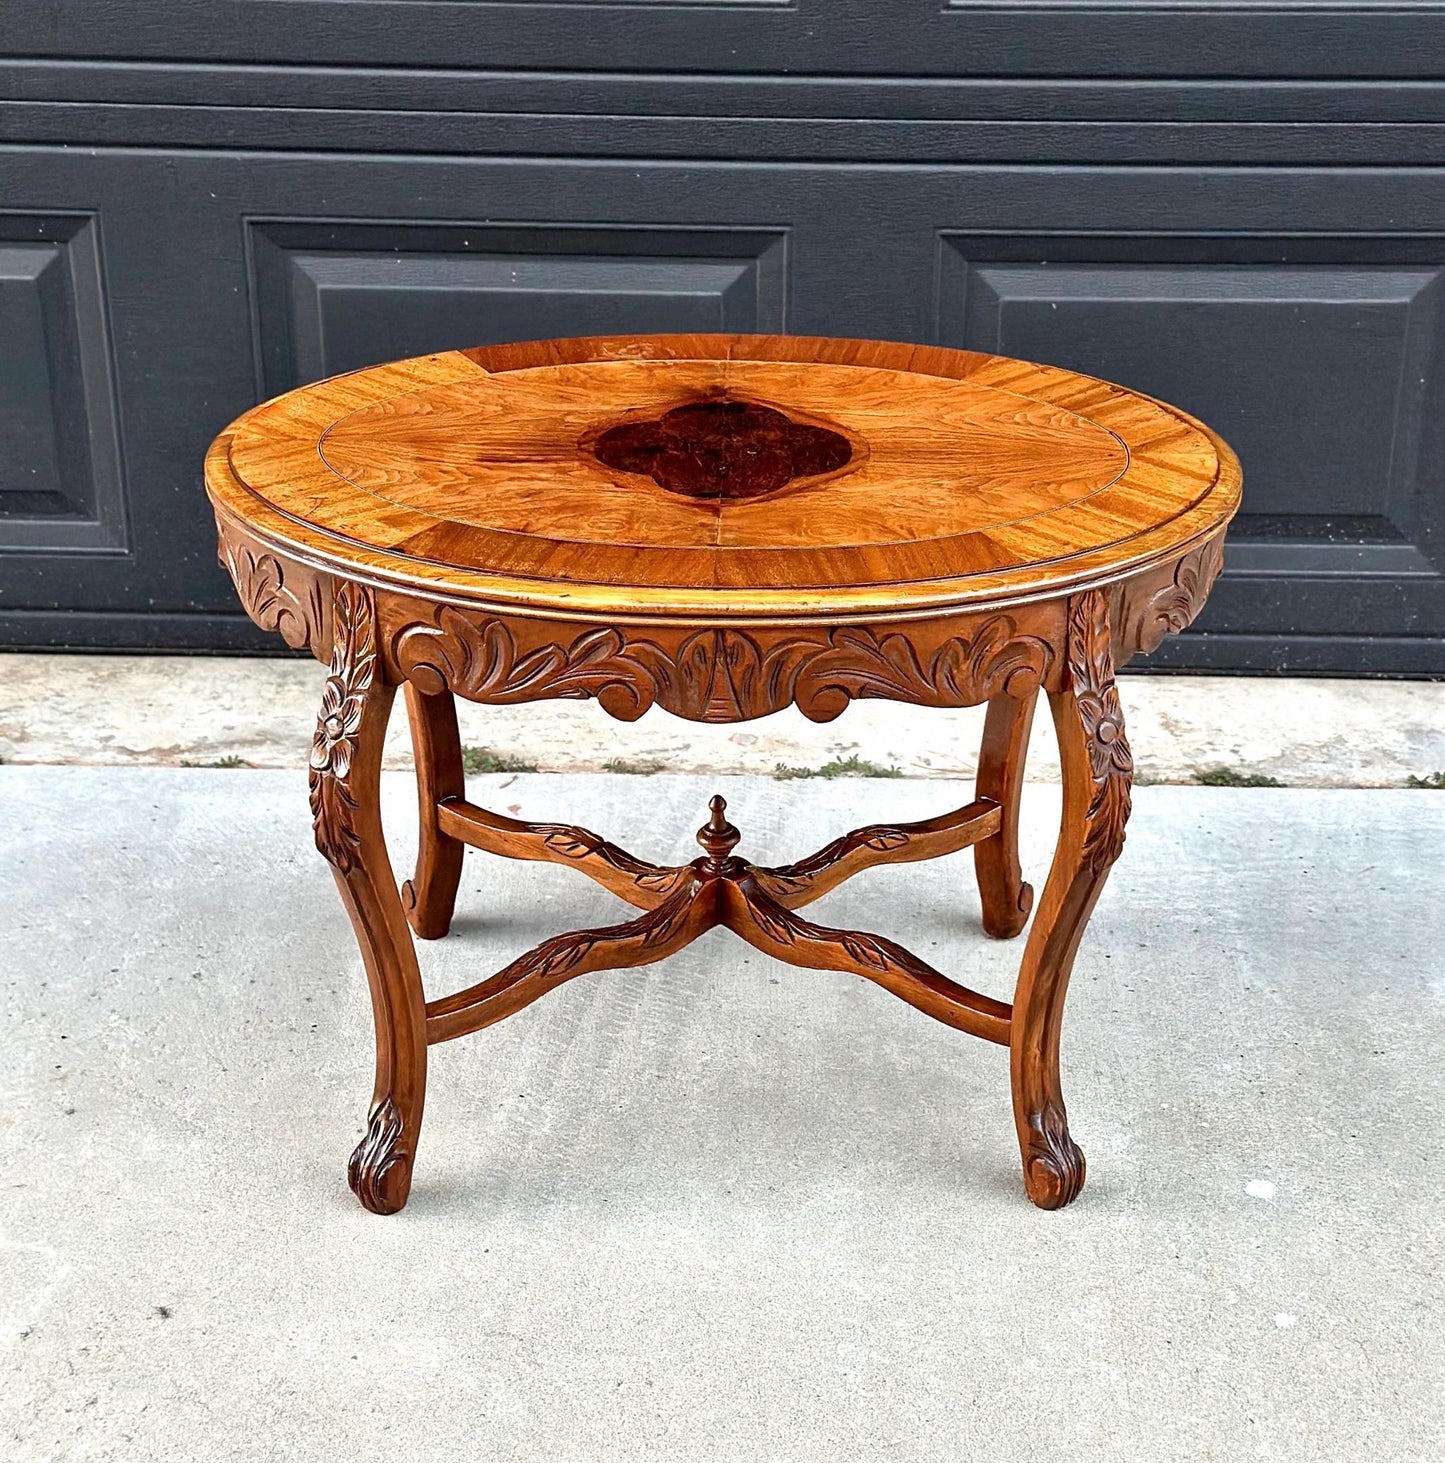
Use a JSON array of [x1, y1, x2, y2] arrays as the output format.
[[1195, 766, 1284, 788], [603, 758, 665, 775], [180, 755, 247, 768], [1405, 771, 1445, 789], [773, 754, 903, 781], [461, 745, 538, 775]]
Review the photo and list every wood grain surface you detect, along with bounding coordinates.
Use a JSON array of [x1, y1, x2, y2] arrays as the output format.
[[207, 333, 1240, 621]]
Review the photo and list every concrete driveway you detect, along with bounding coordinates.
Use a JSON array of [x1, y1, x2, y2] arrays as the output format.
[[1, 768, 1441, 1461]]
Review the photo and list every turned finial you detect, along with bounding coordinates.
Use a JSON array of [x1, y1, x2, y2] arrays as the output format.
[[695, 794, 741, 867]]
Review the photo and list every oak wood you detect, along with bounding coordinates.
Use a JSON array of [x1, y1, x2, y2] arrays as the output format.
[[207, 332, 1238, 1215]]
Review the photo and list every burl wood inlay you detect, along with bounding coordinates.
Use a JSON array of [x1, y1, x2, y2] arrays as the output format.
[[207, 332, 1240, 1215], [592, 394, 853, 500]]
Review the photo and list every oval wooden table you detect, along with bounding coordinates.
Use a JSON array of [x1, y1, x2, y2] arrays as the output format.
[[206, 333, 1240, 1215]]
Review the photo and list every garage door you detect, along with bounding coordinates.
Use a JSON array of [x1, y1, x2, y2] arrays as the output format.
[[2, 3, 1443, 672]]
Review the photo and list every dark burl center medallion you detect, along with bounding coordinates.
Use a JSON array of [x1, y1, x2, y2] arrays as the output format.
[[592, 396, 854, 501]]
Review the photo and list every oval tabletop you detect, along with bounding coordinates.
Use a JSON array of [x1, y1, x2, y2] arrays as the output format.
[[206, 334, 1240, 621]]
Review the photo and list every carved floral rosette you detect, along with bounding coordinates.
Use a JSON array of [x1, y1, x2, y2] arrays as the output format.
[[382, 598, 1062, 725]]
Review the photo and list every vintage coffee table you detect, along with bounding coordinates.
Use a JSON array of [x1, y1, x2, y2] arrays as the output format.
[[206, 333, 1239, 1215]]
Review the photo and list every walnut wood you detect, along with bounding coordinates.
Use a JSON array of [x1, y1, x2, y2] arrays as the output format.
[[307, 581, 427, 1216], [435, 798, 688, 910], [214, 522, 331, 661], [382, 595, 1063, 725], [425, 877, 714, 1045], [400, 683, 466, 940], [751, 798, 1002, 909], [217, 529, 330, 656], [425, 795, 1012, 1050], [696, 793, 742, 870], [721, 875, 1013, 1047], [590, 394, 854, 501], [1010, 590, 1133, 1210], [207, 333, 1239, 1214], [1112, 533, 1227, 665], [974, 690, 1039, 939]]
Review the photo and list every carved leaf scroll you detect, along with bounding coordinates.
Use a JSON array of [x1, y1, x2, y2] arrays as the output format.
[[217, 525, 327, 653], [1116, 535, 1225, 658], [538, 823, 691, 898], [393, 609, 1054, 725], [788, 617, 1050, 722], [754, 826, 910, 900], [1066, 589, 1133, 874], [481, 878, 702, 990], [308, 581, 377, 874]]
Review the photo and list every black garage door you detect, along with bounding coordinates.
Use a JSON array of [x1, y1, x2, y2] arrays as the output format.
[[2, 3, 1443, 674]]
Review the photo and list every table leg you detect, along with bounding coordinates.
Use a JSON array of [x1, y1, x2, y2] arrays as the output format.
[[974, 688, 1038, 938], [401, 683, 466, 940], [309, 583, 428, 1215], [1010, 591, 1132, 1209]]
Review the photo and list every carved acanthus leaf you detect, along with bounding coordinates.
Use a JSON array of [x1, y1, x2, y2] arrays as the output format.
[[790, 616, 1051, 722], [1066, 590, 1133, 874], [1117, 535, 1225, 658], [217, 527, 327, 652], [392, 610, 1054, 725], [308, 581, 377, 873]]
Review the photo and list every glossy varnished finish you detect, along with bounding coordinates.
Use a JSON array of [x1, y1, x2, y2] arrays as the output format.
[[206, 333, 1239, 1214], [589, 395, 855, 501], [208, 332, 1238, 619]]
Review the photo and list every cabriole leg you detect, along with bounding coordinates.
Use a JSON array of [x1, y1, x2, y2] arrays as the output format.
[[401, 682, 466, 940], [974, 687, 1038, 938], [1010, 592, 1132, 1210], [310, 582, 428, 1215]]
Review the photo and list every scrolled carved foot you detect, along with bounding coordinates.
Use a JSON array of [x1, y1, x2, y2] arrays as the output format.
[[1021, 1103, 1086, 1210], [347, 1096, 414, 1215]]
